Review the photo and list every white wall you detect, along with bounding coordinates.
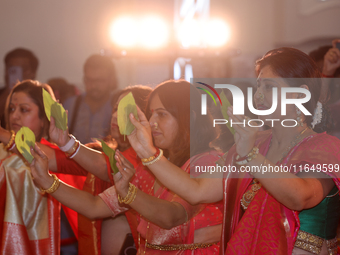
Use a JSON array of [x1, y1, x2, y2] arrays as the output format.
[[0, 0, 339, 89]]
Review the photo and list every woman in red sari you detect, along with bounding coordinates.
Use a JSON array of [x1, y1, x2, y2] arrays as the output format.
[[121, 48, 340, 254], [30, 80, 224, 254], [0, 80, 60, 254]]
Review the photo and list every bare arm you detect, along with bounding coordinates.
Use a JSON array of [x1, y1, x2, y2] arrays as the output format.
[[30, 144, 112, 220], [113, 151, 191, 229], [248, 154, 334, 211], [49, 117, 110, 181], [120, 108, 223, 205]]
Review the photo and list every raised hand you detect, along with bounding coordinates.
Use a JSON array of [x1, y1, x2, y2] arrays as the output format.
[[49, 116, 70, 147], [323, 39, 340, 76], [30, 143, 53, 189], [113, 150, 136, 197], [227, 106, 258, 157], [127, 106, 157, 159]]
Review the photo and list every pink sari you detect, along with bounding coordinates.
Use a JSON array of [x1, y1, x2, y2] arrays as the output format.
[[99, 150, 223, 255], [221, 130, 340, 255]]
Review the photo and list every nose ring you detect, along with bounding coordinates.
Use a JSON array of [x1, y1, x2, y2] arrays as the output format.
[[154, 122, 158, 130]]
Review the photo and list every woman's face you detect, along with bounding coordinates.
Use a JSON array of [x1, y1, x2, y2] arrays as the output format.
[[148, 93, 179, 151], [8, 91, 44, 138], [254, 65, 298, 121], [110, 92, 129, 140]]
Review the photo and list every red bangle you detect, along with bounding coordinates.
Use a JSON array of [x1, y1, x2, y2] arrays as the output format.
[[322, 73, 334, 78], [141, 147, 160, 163]]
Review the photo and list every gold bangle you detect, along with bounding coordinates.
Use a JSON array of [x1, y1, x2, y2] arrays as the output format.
[[4, 130, 15, 150], [142, 149, 163, 166], [40, 174, 60, 194], [235, 147, 259, 165], [118, 183, 137, 204]]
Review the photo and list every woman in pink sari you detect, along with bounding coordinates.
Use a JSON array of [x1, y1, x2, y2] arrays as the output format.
[[30, 80, 223, 254], [122, 48, 340, 255]]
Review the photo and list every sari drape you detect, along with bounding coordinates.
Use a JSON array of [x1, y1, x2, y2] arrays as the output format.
[[0, 144, 60, 255], [221, 130, 340, 255], [99, 150, 223, 255]]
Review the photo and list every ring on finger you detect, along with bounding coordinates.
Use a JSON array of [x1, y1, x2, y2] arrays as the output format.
[[123, 168, 127, 171]]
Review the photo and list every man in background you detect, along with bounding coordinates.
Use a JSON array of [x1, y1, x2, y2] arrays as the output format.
[[63, 54, 118, 144], [0, 48, 39, 127]]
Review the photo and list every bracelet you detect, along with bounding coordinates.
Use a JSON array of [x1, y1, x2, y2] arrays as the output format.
[[235, 147, 259, 165], [65, 140, 80, 158], [141, 148, 160, 163], [59, 135, 76, 152], [40, 174, 60, 194], [142, 149, 163, 166], [118, 183, 137, 204], [4, 130, 15, 151]]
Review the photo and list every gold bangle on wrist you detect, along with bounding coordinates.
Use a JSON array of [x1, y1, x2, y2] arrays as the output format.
[[142, 149, 163, 166], [4, 130, 15, 150], [40, 174, 60, 194], [118, 183, 137, 204], [235, 147, 259, 165]]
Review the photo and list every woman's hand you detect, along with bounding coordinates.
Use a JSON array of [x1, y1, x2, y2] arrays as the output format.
[[323, 40, 340, 76], [127, 106, 157, 159], [30, 143, 54, 190], [49, 116, 70, 147], [227, 106, 259, 157], [113, 150, 136, 198]]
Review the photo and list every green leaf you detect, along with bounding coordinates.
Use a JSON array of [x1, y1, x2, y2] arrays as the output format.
[[98, 139, 119, 175], [51, 102, 68, 131], [117, 92, 138, 140], [43, 88, 54, 121], [220, 90, 235, 135], [15, 127, 36, 163]]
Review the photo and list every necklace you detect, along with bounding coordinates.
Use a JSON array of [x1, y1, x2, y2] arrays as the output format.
[[277, 127, 309, 163]]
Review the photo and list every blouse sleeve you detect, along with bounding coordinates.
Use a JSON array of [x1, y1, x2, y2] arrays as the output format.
[[98, 185, 129, 217]]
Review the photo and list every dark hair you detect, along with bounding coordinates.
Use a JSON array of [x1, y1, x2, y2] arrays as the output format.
[[5, 80, 55, 141], [84, 54, 117, 90], [4, 48, 39, 73], [113, 85, 152, 113], [146, 80, 219, 167], [256, 47, 331, 132]]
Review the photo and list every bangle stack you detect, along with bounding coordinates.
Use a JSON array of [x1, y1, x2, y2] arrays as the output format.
[[142, 148, 163, 166], [64, 139, 81, 159], [235, 147, 259, 165], [118, 183, 137, 204], [59, 135, 76, 151], [4, 130, 16, 151], [40, 174, 60, 194]]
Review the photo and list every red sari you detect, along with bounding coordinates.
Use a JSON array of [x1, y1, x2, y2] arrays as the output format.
[[55, 145, 140, 255], [99, 150, 224, 254], [221, 130, 340, 255], [0, 144, 60, 255]]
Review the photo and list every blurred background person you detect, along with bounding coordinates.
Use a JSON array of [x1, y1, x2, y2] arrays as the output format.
[[63, 54, 118, 144], [0, 48, 39, 128]]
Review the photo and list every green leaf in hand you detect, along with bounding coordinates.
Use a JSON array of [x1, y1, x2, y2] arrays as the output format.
[[51, 102, 68, 131], [15, 127, 36, 163], [43, 88, 54, 121], [98, 139, 119, 175], [220, 90, 235, 135], [117, 92, 138, 140]]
